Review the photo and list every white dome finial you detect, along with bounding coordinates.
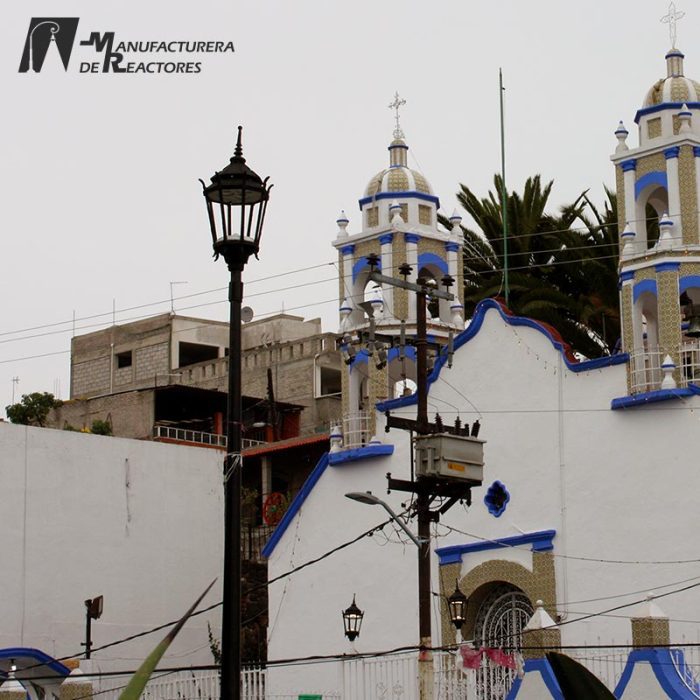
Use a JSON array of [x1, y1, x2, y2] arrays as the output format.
[[615, 121, 629, 152]]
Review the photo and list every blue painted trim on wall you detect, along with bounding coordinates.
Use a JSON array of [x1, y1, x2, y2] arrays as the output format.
[[358, 191, 440, 207], [417, 252, 448, 274], [694, 146, 700, 158], [633, 279, 658, 302], [351, 346, 416, 367], [614, 648, 700, 698], [611, 385, 700, 409], [664, 146, 681, 159], [635, 101, 700, 122], [435, 529, 557, 565], [376, 299, 629, 413], [445, 242, 460, 253], [262, 454, 330, 558], [328, 444, 394, 466], [505, 658, 563, 699], [405, 233, 421, 244], [635, 171, 668, 199], [0, 648, 70, 677], [680, 275, 700, 293], [341, 244, 355, 256], [656, 262, 680, 273], [263, 445, 396, 558], [620, 270, 635, 283], [379, 233, 393, 245], [621, 159, 637, 172], [352, 256, 381, 283]]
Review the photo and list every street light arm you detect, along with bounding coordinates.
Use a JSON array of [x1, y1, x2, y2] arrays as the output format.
[[345, 491, 425, 548]]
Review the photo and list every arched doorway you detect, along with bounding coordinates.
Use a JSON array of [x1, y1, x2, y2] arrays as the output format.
[[473, 583, 533, 699]]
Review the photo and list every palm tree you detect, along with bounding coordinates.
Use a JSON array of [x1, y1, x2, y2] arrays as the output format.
[[446, 175, 620, 358]]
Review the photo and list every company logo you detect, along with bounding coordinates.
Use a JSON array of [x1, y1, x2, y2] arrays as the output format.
[[19, 17, 234, 76], [19, 18, 80, 73]]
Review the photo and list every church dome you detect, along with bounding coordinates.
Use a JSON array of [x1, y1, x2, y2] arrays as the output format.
[[364, 137, 434, 198], [642, 48, 700, 107]]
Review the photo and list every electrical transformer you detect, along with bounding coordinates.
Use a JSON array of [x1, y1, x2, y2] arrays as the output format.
[[414, 432, 485, 484]]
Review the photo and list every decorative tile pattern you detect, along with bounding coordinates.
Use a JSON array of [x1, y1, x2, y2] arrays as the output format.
[[631, 618, 670, 648], [679, 147, 698, 244], [438, 554, 557, 648], [418, 204, 432, 225], [636, 152, 666, 178], [657, 270, 682, 372], [413, 172, 431, 194], [620, 285, 634, 391], [616, 166, 626, 234], [647, 117, 662, 139], [388, 170, 409, 191], [367, 206, 379, 228]]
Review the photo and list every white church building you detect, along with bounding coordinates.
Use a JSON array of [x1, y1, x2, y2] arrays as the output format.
[[264, 41, 700, 699]]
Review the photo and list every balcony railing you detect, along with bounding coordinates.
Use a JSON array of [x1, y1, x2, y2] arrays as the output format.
[[629, 340, 700, 394], [153, 425, 266, 450], [341, 410, 372, 449]]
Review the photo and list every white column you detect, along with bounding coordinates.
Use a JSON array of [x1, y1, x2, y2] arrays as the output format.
[[446, 241, 464, 327], [665, 147, 683, 243], [405, 233, 419, 322], [341, 244, 355, 309], [379, 233, 394, 321], [621, 159, 637, 244]]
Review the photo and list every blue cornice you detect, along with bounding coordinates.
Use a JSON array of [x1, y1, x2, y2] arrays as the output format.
[[611, 385, 700, 409], [655, 262, 680, 273], [262, 445, 395, 558], [0, 648, 70, 677], [404, 233, 421, 244], [358, 191, 440, 208], [328, 444, 394, 466], [376, 299, 629, 413], [635, 101, 700, 123], [694, 146, 700, 158], [664, 146, 681, 160], [340, 244, 355, 256], [445, 242, 460, 252], [621, 158, 637, 172], [620, 270, 635, 283], [379, 233, 394, 245], [436, 529, 557, 565]]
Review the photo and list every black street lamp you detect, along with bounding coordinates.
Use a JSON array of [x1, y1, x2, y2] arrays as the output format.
[[447, 580, 468, 631], [342, 595, 364, 642], [201, 126, 271, 700]]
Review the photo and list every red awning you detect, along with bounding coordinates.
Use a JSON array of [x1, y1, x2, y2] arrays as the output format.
[[242, 433, 329, 457]]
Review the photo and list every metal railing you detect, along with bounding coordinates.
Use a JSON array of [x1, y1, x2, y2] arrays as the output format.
[[153, 425, 266, 450], [629, 340, 700, 393], [153, 425, 227, 447], [341, 410, 372, 449]]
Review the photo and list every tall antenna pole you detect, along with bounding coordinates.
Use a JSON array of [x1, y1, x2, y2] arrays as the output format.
[[499, 68, 510, 307]]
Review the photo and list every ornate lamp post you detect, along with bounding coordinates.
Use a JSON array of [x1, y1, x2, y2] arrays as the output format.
[[200, 126, 271, 700], [447, 581, 468, 631]]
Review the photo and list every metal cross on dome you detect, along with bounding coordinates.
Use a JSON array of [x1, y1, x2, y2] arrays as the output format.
[[661, 1, 685, 48], [388, 91, 406, 140]]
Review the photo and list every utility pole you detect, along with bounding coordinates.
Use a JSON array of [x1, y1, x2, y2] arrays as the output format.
[[364, 258, 484, 700]]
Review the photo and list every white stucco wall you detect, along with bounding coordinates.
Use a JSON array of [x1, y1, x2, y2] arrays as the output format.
[[266, 304, 700, 694], [0, 422, 223, 671]]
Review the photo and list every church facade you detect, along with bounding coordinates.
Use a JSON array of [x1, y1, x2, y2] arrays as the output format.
[[264, 43, 700, 699]]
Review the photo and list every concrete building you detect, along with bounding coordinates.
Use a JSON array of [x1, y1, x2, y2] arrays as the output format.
[[263, 44, 700, 699], [61, 312, 341, 440]]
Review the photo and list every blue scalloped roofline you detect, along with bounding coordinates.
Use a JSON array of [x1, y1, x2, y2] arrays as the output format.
[[377, 299, 629, 412], [615, 648, 700, 698], [0, 648, 69, 677], [505, 657, 563, 699], [262, 445, 395, 558]]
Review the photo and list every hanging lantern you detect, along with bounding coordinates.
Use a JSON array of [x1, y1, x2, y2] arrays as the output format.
[[342, 595, 364, 641], [448, 580, 468, 630]]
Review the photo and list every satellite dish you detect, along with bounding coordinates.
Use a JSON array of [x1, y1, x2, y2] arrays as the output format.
[[241, 306, 254, 323]]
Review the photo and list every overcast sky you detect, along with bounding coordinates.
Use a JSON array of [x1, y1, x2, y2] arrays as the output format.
[[1, 0, 692, 413]]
